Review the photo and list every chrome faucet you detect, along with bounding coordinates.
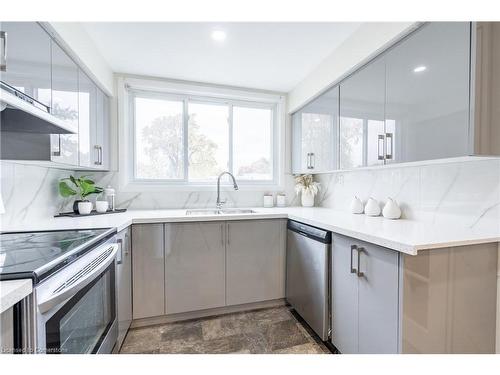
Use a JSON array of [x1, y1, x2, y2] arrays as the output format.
[[216, 171, 239, 210]]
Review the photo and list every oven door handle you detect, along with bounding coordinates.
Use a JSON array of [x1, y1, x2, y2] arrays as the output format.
[[38, 244, 118, 314]]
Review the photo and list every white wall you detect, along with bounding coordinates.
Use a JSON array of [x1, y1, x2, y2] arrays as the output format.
[[287, 22, 417, 113], [45, 22, 114, 96]]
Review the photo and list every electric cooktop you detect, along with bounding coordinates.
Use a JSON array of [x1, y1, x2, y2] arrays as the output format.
[[0, 228, 116, 283]]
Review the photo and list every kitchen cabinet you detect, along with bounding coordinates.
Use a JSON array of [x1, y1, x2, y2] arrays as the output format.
[[95, 88, 110, 170], [291, 86, 339, 173], [78, 70, 97, 168], [331, 233, 399, 354], [132, 224, 165, 319], [339, 56, 386, 169], [0, 22, 52, 109], [50, 40, 79, 166], [115, 227, 132, 351], [226, 220, 286, 306], [385, 22, 470, 163], [164, 222, 226, 314]]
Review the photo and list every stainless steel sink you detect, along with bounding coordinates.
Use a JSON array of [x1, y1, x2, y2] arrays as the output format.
[[220, 209, 255, 214], [185, 208, 255, 215]]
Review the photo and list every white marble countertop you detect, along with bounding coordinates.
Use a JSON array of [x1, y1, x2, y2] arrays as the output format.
[[0, 279, 32, 314], [1, 207, 499, 255]]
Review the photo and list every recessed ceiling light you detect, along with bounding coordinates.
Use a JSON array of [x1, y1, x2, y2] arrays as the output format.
[[211, 30, 226, 42], [413, 66, 427, 73]]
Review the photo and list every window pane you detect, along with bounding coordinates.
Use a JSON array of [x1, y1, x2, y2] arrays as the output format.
[[135, 97, 184, 179], [188, 102, 229, 181], [233, 106, 273, 180]]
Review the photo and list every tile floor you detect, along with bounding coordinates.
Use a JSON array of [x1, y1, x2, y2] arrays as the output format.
[[120, 306, 332, 354]]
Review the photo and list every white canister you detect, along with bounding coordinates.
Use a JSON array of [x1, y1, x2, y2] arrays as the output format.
[[95, 200, 109, 213], [350, 196, 364, 214], [301, 191, 315, 207], [382, 198, 402, 219], [276, 194, 286, 207], [364, 197, 381, 216], [263, 195, 274, 208], [78, 201, 93, 215]]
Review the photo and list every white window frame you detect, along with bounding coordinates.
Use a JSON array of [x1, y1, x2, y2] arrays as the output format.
[[117, 76, 286, 192]]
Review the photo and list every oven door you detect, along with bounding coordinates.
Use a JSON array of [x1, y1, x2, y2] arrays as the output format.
[[36, 242, 118, 354]]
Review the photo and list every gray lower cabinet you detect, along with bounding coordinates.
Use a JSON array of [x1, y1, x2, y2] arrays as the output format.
[[132, 224, 165, 319], [225, 220, 286, 306], [115, 227, 132, 350], [164, 222, 226, 314], [331, 233, 399, 354]]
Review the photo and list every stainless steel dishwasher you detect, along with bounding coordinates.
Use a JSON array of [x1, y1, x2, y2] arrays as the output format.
[[286, 220, 331, 341]]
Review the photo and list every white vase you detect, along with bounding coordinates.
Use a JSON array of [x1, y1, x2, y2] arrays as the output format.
[[382, 198, 402, 219], [301, 191, 315, 207], [364, 197, 381, 216], [78, 201, 93, 215]]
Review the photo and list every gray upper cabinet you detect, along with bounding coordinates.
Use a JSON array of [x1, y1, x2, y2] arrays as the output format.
[[385, 22, 471, 163], [50, 40, 79, 166], [331, 233, 400, 354], [226, 219, 286, 306], [164, 222, 226, 314], [95, 88, 110, 170], [0, 22, 52, 109], [78, 71, 97, 168], [339, 57, 386, 169], [292, 86, 339, 173]]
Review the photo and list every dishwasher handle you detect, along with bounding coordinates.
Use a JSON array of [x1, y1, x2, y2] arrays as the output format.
[[287, 220, 331, 244]]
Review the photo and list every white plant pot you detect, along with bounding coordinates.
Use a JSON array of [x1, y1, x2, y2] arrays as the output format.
[[301, 191, 315, 207], [95, 200, 109, 213], [78, 201, 93, 215]]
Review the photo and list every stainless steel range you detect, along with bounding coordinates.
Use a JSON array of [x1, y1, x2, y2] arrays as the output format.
[[0, 228, 118, 354]]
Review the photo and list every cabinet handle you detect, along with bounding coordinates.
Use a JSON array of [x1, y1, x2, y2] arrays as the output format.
[[0, 31, 6, 72], [377, 134, 385, 160], [94, 145, 100, 165], [310, 152, 315, 169], [52, 135, 61, 157], [220, 224, 224, 247], [227, 223, 230, 246], [306, 153, 310, 169], [356, 247, 365, 277], [350, 245, 357, 274], [385, 133, 393, 160], [99, 146, 103, 165], [116, 238, 123, 264]]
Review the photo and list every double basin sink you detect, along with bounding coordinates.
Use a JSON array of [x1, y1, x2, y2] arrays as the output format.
[[185, 208, 255, 216]]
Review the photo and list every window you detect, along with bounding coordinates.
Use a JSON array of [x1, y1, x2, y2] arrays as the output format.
[[131, 90, 276, 185]]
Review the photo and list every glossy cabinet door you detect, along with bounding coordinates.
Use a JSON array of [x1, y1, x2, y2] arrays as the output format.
[[132, 224, 165, 319], [116, 227, 132, 350], [0, 22, 52, 108], [94, 89, 111, 170], [78, 70, 98, 168], [331, 233, 400, 354], [331, 234, 359, 354], [385, 22, 470, 163], [164, 222, 226, 314], [226, 219, 286, 305], [357, 241, 400, 353], [292, 86, 339, 173], [50, 40, 79, 166], [339, 57, 386, 169]]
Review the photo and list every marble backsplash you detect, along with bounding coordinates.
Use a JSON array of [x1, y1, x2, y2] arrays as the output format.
[[1, 158, 499, 231], [0, 161, 297, 227], [315, 157, 500, 231]]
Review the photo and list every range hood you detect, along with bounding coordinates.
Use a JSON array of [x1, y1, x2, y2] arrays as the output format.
[[0, 83, 76, 134]]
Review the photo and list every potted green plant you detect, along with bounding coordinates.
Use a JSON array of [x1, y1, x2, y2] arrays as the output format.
[[59, 175, 104, 214]]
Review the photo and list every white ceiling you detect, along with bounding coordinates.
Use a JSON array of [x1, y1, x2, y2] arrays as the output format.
[[81, 22, 361, 92]]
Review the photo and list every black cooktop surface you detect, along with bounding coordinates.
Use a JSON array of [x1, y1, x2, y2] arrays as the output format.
[[0, 228, 114, 282]]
